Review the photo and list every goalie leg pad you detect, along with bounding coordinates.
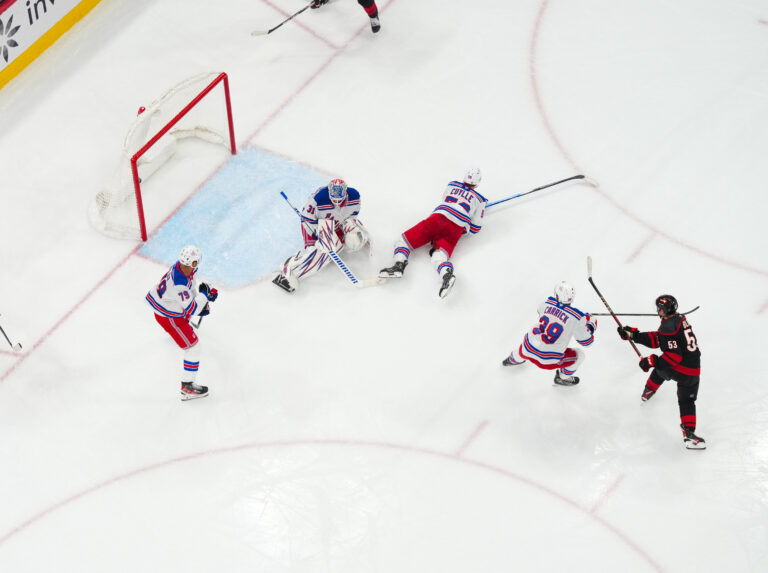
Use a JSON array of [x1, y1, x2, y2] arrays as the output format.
[[283, 247, 332, 284]]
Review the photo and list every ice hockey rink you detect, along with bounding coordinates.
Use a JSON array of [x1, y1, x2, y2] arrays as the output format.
[[1, 0, 767, 571]]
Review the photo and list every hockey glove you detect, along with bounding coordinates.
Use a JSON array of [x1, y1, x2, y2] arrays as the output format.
[[310, 0, 328, 8], [198, 303, 211, 317], [617, 326, 638, 341], [199, 283, 219, 302], [638, 355, 658, 372], [586, 317, 597, 335]]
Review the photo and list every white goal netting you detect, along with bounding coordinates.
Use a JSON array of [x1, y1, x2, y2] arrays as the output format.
[[88, 72, 235, 241]]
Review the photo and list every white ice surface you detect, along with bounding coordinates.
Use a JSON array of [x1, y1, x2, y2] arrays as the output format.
[[0, 1, 767, 572]]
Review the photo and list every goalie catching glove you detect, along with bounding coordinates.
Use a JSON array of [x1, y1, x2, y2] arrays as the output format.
[[199, 282, 218, 302]]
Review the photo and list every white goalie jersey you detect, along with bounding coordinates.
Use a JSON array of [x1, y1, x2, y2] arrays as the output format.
[[519, 297, 596, 363]]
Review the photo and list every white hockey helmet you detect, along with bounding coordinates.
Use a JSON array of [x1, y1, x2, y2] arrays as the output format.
[[463, 167, 482, 187], [179, 245, 202, 267], [554, 281, 575, 305], [329, 179, 348, 206]]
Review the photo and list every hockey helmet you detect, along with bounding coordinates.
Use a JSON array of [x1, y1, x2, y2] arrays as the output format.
[[463, 167, 482, 187], [179, 245, 202, 267], [329, 179, 348, 206], [554, 281, 575, 305], [655, 294, 678, 316]]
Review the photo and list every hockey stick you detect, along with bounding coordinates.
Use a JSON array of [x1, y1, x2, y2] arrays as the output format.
[[586, 256, 642, 357], [0, 315, 22, 352], [251, 4, 311, 36], [487, 175, 592, 209], [278, 191, 383, 288], [590, 306, 700, 317], [191, 303, 208, 330]]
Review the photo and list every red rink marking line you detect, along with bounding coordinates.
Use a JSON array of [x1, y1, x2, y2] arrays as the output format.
[[590, 474, 626, 514], [530, 0, 768, 278], [0, 439, 664, 572], [454, 420, 488, 457], [0, 3, 399, 383]]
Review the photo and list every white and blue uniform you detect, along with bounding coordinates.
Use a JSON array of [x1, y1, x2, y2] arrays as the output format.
[[300, 185, 361, 247], [279, 184, 368, 290], [432, 180, 487, 235], [146, 262, 208, 320], [508, 297, 596, 375]]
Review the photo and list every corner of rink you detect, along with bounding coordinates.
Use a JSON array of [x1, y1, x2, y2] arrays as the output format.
[[138, 146, 330, 288]]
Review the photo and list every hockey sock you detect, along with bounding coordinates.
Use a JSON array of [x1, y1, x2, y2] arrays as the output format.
[[182, 343, 201, 383], [358, 0, 378, 16]]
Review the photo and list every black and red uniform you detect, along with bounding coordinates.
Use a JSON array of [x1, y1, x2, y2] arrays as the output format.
[[634, 314, 701, 431]]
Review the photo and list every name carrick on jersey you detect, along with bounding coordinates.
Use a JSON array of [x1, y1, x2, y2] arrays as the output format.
[[300, 186, 361, 246], [146, 262, 207, 320], [635, 314, 701, 376], [432, 180, 487, 234], [520, 297, 595, 364]]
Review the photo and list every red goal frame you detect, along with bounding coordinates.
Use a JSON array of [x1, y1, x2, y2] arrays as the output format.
[[130, 72, 237, 241]]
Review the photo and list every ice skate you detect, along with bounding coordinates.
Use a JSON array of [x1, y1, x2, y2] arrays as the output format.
[[370, 15, 381, 33], [641, 385, 656, 402], [681, 424, 706, 450], [272, 273, 295, 293], [379, 260, 407, 278], [553, 369, 579, 386], [181, 381, 209, 401], [438, 269, 456, 299], [502, 357, 522, 367]]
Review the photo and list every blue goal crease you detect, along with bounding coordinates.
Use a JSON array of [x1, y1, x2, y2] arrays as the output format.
[[139, 146, 330, 288]]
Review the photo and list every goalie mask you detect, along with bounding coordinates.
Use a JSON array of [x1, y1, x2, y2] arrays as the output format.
[[655, 294, 678, 316], [554, 281, 575, 305], [179, 245, 202, 267], [329, 179, 348, 206]]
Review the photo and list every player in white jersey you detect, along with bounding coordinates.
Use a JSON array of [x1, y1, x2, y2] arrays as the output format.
[[146, 245, 219, 400], [502, 281, 597, 385], [273, 179, 370, 293], [379, 167, 486, 298]]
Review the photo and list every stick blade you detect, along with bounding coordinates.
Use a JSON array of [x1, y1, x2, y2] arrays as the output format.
[[12, 343, 21, 352], [587, 256, 593, 278], [250, 29, 269, 36]]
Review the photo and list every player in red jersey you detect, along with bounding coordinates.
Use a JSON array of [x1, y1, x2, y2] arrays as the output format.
[[618, 294, 705, 449], [310, 0, 381, 33]]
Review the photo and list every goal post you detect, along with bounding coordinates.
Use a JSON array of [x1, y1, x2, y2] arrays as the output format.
[[89, 72, 237, 242]]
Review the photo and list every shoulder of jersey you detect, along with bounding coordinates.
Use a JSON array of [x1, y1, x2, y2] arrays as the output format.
[[447, 180, 488, 203], [171, 263, 192, 287], [659, 314, 683, 333], [346, 187, 361, 206], [545, 296, 585, 319], [314, 187, 334, 211]]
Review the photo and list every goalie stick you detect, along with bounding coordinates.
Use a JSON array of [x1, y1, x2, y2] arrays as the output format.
[[590, 306, 700, 317], [486, 175, 595, 209], [0, 315, 22, 352], [278, 191, 384, 289], [586, 256, 642, 357], [251, 3, 311, 36]]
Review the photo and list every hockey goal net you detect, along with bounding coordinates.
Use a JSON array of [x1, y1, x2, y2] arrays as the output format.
[[88, 72, 236, 241]]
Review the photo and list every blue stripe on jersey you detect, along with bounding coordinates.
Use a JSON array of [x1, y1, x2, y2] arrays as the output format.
[[545, 297, 585, 320], [523, 334, 565, 360], [146, 293, 187, 318], [434, 205, 472, 224], [447, 181, 488, 203], [577, 334, 594, 346], [171, 262, 195, 288]]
